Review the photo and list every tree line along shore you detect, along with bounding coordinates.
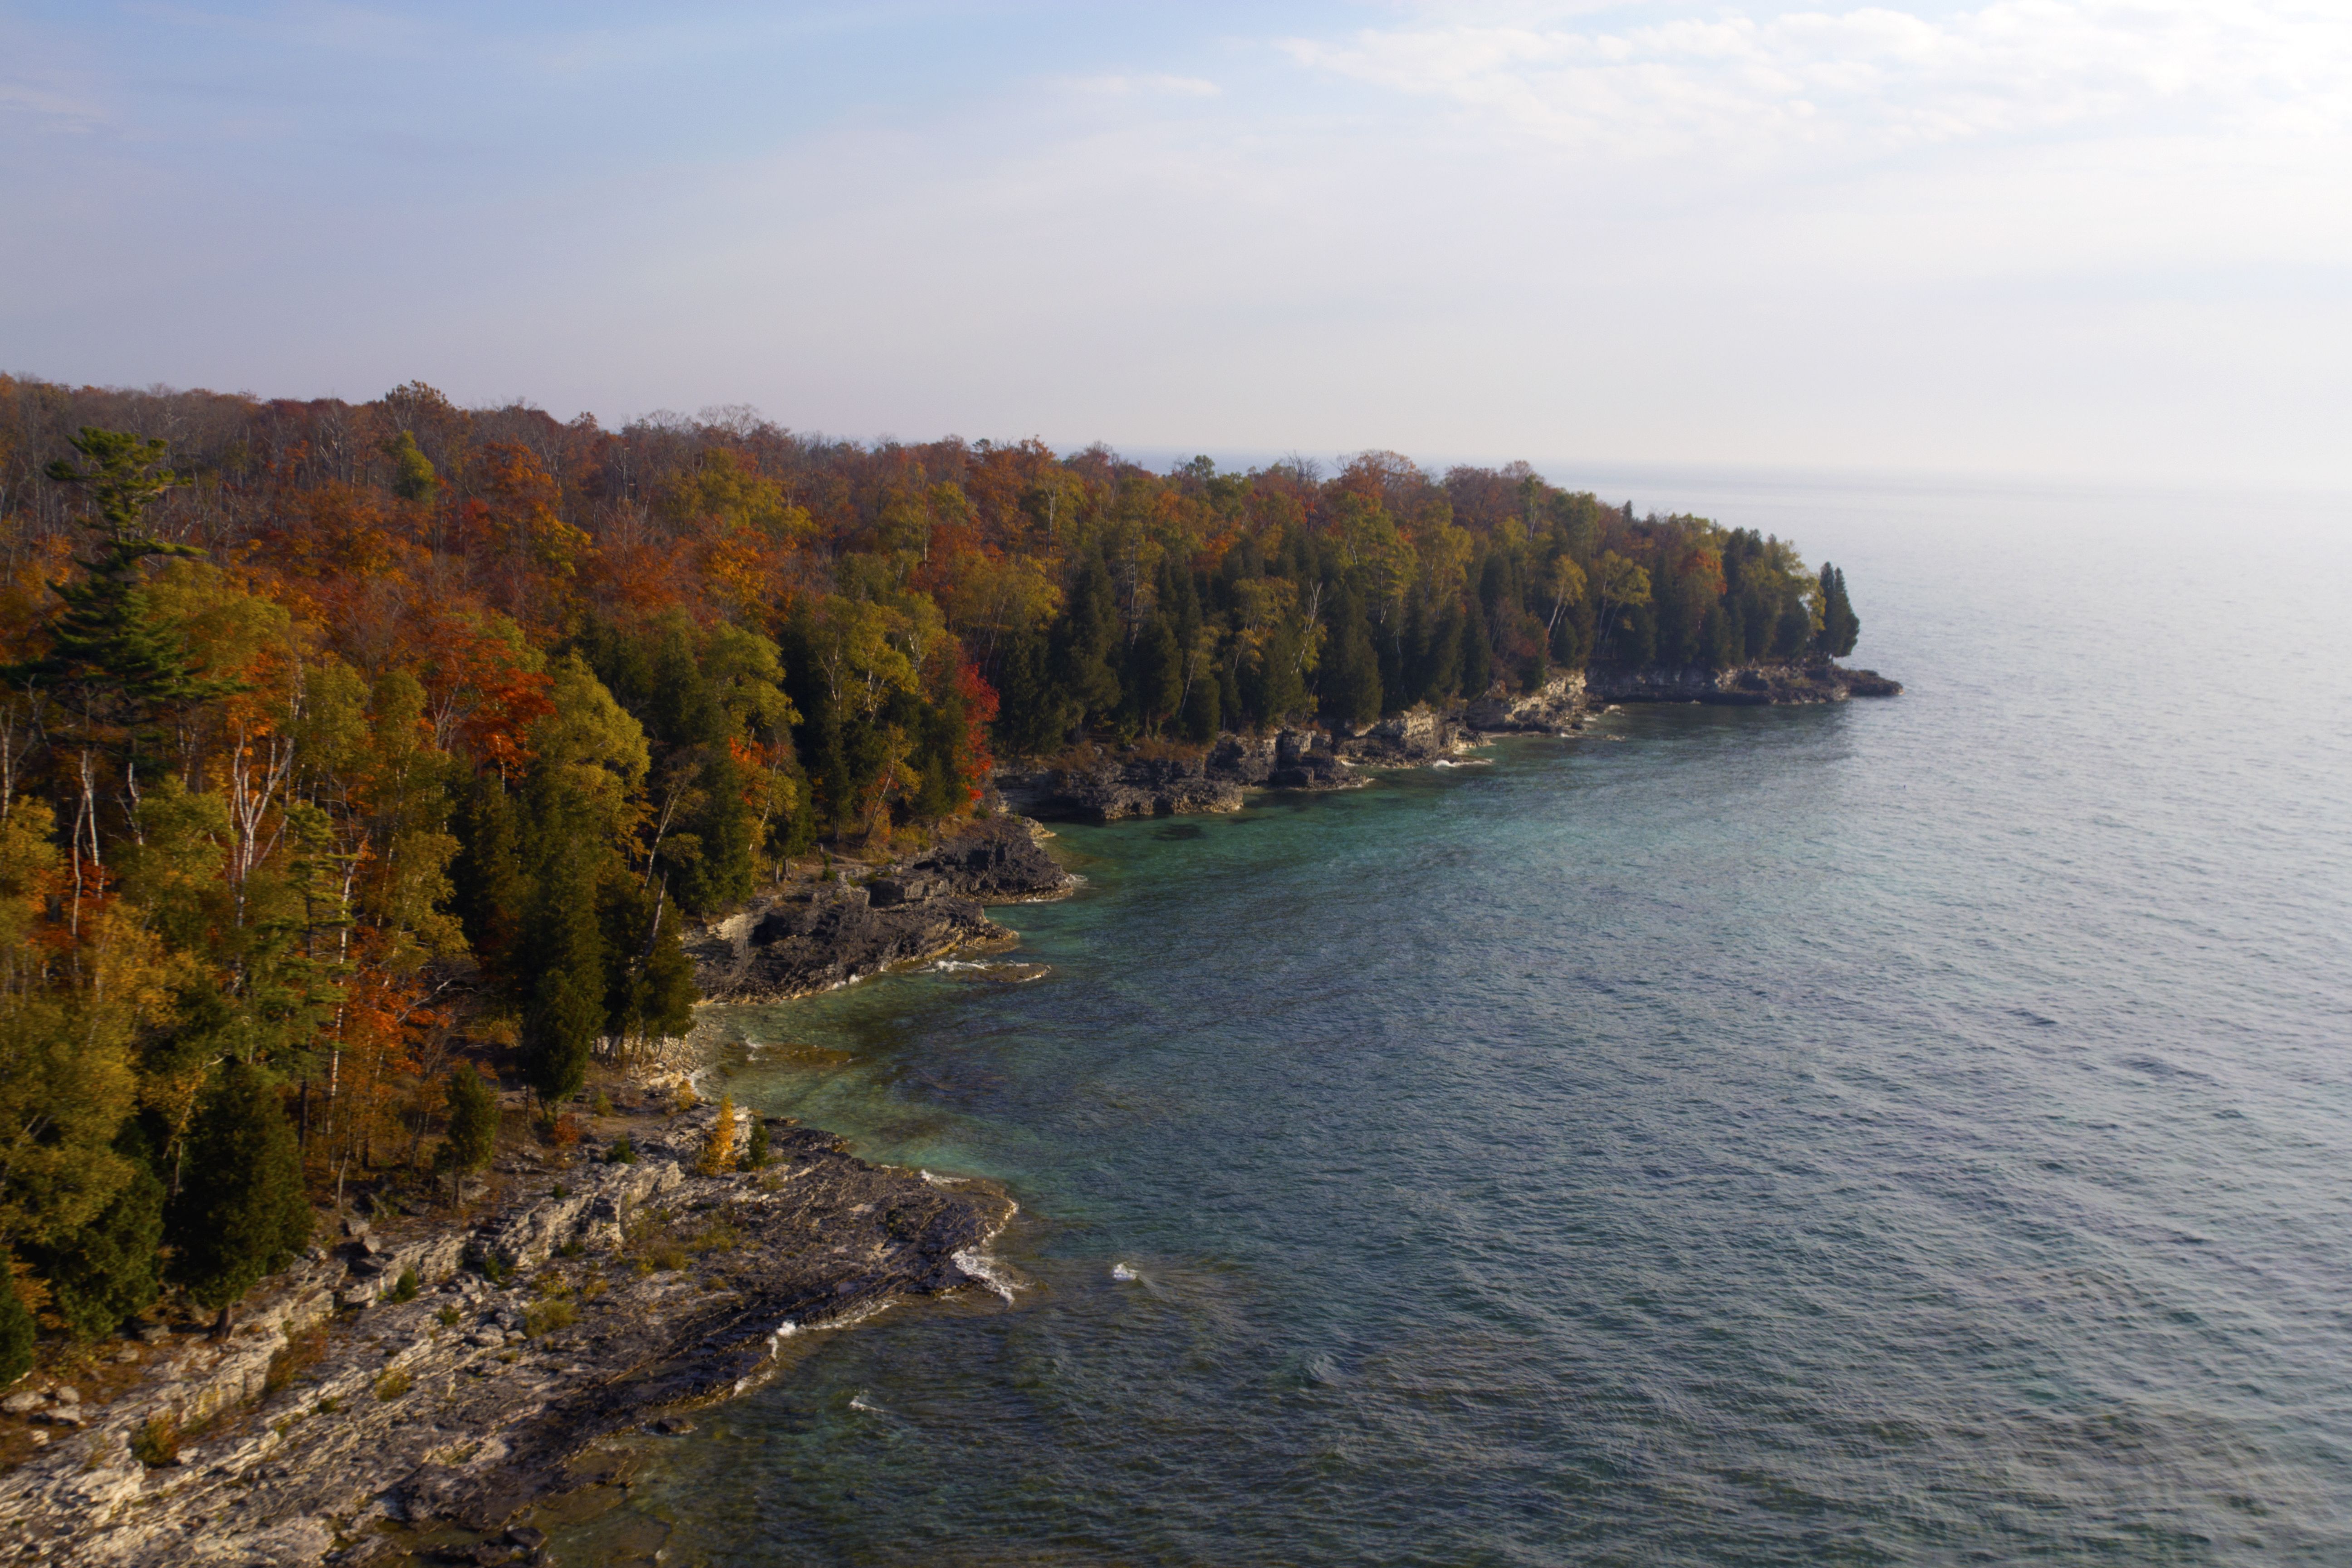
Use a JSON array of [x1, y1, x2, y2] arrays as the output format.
[[0, 374, 1875, 1434]]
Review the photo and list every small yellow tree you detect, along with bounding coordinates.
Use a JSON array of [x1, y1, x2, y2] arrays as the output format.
[[697, 1097, 737, 1175]]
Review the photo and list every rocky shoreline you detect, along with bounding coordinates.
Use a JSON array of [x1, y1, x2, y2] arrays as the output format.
[[681, 814, 1077, 1004], [1004, 657, 1899, 823], [0, 1102, 1015, 1567], [0, 654, 1895, 1564]]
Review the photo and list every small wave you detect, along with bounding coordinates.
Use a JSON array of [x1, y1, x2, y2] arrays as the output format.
[[930, 959, 996, 972], [919, 1169, 965, 1186], [848, 1392, 885, 1415], [1111, 1262, 1138, 1282], [952, 1247, 1021, 1303]]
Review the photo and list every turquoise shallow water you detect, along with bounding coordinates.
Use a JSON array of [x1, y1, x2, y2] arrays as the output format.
[[559, 479, 2352, 1566]]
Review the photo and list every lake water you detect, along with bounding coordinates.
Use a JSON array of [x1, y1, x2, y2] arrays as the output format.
[[556, 475, 2352, 1566]]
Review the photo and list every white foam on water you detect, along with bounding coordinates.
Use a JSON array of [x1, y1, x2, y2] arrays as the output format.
[[1111, 1263, 1138, 1282], [919, 1169, 965, 1186], [848, 1392, 883, 1415], [952, 1248, 1021, 1303]]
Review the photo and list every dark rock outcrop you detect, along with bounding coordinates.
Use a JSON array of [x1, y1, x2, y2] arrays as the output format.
[[686, 882, 1011, 1004], [1585, 659, 1902, 705], [1011, 731, 1370, 822], [1027, 747, 1246, 822], [907, 815, 1075, 902]]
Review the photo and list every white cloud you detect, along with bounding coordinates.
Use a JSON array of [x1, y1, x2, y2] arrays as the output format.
[[1284, 2, 2352, 159]]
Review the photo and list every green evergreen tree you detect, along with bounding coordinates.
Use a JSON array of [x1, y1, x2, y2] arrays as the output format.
[[0, 1265, 34, 1387], [1181, 664, 1220, 742], [1459, 598, 1494, 699], [1419, 600, 1463, 705], [1050, 555, 1122, 727], [386, 431, 440, 504], [597, 871, 697, 1048], [992, 620, 1061, 757], [1124, 613, 1183, 735], [439, 1066, 499, 1195], [1816, 564, 1860, 657], [168, 1062, 314, 1313], [674, 750, 755, 915], [450, 774, 526, 999], [30, 1126, 164, 1339], [1321, 590, 1383, 730]]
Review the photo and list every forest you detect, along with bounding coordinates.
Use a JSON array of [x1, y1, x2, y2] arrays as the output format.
[[0, 374, 1861, 1376]]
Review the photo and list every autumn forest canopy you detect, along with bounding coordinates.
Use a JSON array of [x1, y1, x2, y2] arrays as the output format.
[[0, 374, 1862, 1371]]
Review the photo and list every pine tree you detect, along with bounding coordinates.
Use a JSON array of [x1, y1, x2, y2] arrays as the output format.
[[439, 1066, 499, 1199], [1321, 590, 1382, 731], [1124, 614, 1183, 734], [0, 1262, 34, 1387], [31, 1127, 164, 1339], [386, 431, 439, 504], [1816, 564, 1860, 657], [449, 775, 526, 1000], [992, 620, 1060, 757], [674, 749, 755, 915], [1459, 598, 1494, 699], [1181, 666, 1220, 743], [168, 1062, 314, 1313]]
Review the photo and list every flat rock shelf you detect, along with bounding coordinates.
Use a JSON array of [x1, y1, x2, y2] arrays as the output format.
[[0, 1105, 1014, 1568]]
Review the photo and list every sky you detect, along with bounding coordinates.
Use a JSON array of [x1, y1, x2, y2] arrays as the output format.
[[4, 1, 2350, 488]]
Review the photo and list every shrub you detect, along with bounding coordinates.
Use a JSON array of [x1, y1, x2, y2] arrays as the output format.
[[590, 1090, 613, 1117], [697, 1098, 738, 1176], [606, 1135, 637, 1166], [374, 1367, 411, 1401], [475, 1250, 514, 1287], [647, 1242, 687, 1272], [522, 1299, 577, 1338], [130, 1414, 180, 1468], [384, 1269, 420, 1304], [743, 1117, 770, 1171], [441, 1066, 500, 1190], [436, 1306, 461, 1328], [0, 1260, 36, 1388]]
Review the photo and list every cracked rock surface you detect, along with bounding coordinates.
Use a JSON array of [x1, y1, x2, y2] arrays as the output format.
[[0, 1105, 1013, 1567]]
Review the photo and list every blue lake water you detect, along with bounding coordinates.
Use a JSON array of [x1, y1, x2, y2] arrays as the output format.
[[559, 476, 2352, 1565]]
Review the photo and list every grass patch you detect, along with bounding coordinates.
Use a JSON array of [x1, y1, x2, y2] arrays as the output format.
[[523, 1299, 577, 1338], [436, 1305, 462, 1328], [686, 1221, 740, 1256], [374, 1368, 412, 1402], [264, 1323, 329, 1398]]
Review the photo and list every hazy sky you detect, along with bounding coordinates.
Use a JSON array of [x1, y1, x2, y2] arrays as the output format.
[[5, 2, 2349, 486]]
